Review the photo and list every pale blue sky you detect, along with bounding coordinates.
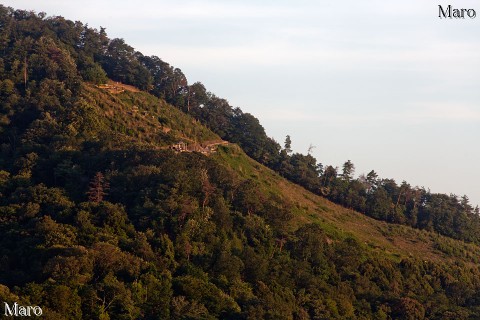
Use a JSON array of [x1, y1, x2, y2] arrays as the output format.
[[4, 0, 480, 205]]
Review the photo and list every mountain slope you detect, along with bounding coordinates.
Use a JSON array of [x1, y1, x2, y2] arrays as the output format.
[[82, 83, 480, 267], [214, 142, 480, 265], [1, 5, 480, 320], [82, 83, 220, 147]]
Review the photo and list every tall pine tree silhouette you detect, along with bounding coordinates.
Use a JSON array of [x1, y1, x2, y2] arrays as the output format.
[[86, 172, 109, 203]]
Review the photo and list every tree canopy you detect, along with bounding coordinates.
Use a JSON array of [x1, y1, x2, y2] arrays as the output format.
[[1, 5, 480, 319]]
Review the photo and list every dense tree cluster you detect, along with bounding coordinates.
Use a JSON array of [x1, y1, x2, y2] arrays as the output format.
[[2, 144, 480, 319], [1, 5, 480, 319]]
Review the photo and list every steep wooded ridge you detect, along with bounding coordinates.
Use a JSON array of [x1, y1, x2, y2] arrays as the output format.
[[1, 6, 480, 319]]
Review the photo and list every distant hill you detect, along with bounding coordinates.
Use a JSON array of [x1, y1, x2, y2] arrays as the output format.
[[1, 5, 480, 319]]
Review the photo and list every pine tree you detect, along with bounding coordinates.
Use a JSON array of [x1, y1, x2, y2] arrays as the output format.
[[86, 172, 109, 203], [341, 160, 355, 182], [284, 135, 292, 155]]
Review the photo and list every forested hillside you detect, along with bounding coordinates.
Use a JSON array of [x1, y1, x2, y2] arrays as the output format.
[[1, 5, 480, 319]]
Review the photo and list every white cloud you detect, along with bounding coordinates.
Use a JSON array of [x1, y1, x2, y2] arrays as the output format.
[[256, 103, 480, 126], [403, 103, 480, 123]]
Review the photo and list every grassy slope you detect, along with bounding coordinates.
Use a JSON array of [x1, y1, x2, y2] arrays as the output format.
[[85, 83, 480, 267], [83, 83, 219, 148], [214, 138, 480, 267]]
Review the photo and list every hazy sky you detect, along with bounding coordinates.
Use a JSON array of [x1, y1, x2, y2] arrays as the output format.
[[4, 0, 480, 205]]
